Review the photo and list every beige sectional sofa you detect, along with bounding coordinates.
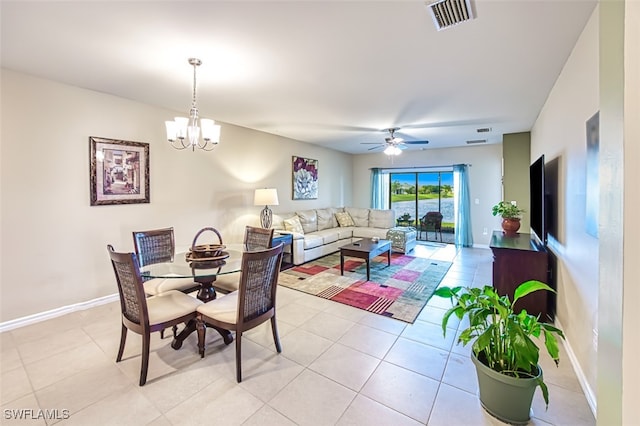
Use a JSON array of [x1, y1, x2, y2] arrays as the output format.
[[272, 207, 395, 265]]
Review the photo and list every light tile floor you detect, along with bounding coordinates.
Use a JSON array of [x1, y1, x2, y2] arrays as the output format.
[[0, 243, 595, 425]]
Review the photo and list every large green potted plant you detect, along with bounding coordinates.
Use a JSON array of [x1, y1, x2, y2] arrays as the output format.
[[434, 280, 564, 424], [492, 201, 525, 235]]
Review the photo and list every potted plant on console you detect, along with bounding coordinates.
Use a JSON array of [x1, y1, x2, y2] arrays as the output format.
[[492, 200, 525, 235], [434, 280, 564, 425]]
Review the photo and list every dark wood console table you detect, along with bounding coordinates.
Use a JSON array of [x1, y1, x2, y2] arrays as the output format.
[[489, 231, 551, 320]]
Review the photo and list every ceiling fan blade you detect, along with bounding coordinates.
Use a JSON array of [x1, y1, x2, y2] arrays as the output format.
[[367, 145, 384, 151], [402, 140, 430, 145], [361, 142, 383, 145]]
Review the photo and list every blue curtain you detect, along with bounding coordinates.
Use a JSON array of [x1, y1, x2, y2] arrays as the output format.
[[370, 168, 383, 209], [453, 164, 473, 247]]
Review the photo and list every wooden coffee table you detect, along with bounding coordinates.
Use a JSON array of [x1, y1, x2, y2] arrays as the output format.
[[340, 238, 391, 281]]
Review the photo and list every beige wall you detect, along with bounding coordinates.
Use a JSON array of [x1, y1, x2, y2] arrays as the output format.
[[0, 70, 352, 322], [531, 6, 600, 411], [621, 1, 640, 421], [351, 144, 504, 246], [502, 132, 531, 232]]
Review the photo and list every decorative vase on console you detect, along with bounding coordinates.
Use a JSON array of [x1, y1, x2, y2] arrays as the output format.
[[492, 201, 525, 236]]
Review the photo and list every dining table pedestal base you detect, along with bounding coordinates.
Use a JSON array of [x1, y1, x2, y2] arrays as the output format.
[[171, 319, 233, 349], [171, 275, 233, 349]]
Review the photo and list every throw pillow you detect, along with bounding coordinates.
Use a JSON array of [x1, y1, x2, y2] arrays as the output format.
[[283, 216, 304, 234], [335, 211, 355, 227]]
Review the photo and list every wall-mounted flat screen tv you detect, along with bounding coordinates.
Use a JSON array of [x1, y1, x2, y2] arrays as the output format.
[[530, 155, 545, 244]]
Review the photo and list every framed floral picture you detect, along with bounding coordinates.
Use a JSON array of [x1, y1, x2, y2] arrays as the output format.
[[292, 156, 318, 200], [89, 136, 150, 206]]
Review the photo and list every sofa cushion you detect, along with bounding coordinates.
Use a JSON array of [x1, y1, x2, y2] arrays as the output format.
[[284, 216, 304, 234], [345, 207, 369, 227], [336, 227, 354, 240], [335, 211, 355, 227], [314, 228, 340, 244], [296, 209, 318, 233], [303, 234, 324, 250], [369, 209, 395, 228], [316, 208, 334, 231]]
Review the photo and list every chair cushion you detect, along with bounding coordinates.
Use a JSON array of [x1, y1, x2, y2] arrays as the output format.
[[197, 291, 239, 324], [213, 271, 240, 293], [335, 211, 355, 227], [283, 216, 304, 234], [143, 277, 198, 296], [147, 290, 202, 325]]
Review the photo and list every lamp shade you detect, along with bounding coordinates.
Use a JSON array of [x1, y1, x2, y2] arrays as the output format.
[[254, 188, 279, 206]]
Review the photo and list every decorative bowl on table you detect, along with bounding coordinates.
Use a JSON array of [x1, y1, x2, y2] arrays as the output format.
[[185, 244, 228, 263]]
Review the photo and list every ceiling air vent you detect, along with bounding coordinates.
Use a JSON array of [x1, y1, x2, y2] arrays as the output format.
[[426, 0, 474, 31], [476, 127, 492, 133], [466, 139, 487, 145]]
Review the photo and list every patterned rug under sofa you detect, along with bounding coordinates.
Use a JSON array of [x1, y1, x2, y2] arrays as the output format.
[[279, 252, 451, 323]]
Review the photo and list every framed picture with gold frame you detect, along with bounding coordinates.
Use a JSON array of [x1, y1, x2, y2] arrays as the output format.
[[89, 136, 150, 206]]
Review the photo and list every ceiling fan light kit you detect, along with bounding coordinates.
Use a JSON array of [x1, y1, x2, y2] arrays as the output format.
[[383, 145, 402, 156], [362, 127, 429, 156]]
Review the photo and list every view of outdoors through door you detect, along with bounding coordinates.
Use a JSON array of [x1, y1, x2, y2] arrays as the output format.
[[389, 171, 455, 243]]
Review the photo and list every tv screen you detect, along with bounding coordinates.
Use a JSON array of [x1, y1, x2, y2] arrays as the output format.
[[530, 155, 545, 244]]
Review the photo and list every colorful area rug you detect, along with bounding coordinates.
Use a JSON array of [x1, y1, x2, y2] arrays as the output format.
[[279, 252, 451, 323]]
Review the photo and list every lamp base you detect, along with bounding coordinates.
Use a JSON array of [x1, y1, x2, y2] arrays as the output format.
[[260, 206, 273, 229]]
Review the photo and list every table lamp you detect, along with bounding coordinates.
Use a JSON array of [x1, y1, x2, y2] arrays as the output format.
[[254, 188, 279, 228]]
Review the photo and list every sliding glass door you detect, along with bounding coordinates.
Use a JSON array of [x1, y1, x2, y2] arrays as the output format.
[[389, 171, 454, 241]]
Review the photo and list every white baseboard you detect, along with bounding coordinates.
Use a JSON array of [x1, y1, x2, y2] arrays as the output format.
[[555, 317, 597, 417], [0, 293, 119, 333]]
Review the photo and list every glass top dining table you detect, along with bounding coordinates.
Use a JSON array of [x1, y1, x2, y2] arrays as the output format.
[[140, 244, 244, 303], [140, 244, 245, 350]]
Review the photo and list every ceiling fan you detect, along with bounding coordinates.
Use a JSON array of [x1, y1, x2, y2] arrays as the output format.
[[361, 128, 430, 155]]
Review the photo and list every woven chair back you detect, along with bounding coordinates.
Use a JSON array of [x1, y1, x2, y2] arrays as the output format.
[[238, 244, 283, 323], [107, 245, 149, 327], [423, 211, 443, 230], [132, 227, 176, 267], [244, 226, 274, 251]]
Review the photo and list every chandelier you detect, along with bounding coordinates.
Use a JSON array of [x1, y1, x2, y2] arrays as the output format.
[[165, 58, 221, 151]]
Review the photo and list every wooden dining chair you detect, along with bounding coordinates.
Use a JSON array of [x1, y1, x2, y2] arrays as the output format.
[[107, 244, 203, 386], [133, 227, 201, 338], [196, 243, 284, 382], [213, 226, 274, 294]]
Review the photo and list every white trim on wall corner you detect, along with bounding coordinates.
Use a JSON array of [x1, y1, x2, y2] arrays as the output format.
[[555, 317, 597, 418], [0, 293, 119, 333]]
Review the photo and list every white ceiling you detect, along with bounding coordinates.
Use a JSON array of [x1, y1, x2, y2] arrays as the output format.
[[1, 0, 596, 154]]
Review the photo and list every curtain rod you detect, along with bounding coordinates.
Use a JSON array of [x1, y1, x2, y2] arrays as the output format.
[[370, 163, 471, 170]]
